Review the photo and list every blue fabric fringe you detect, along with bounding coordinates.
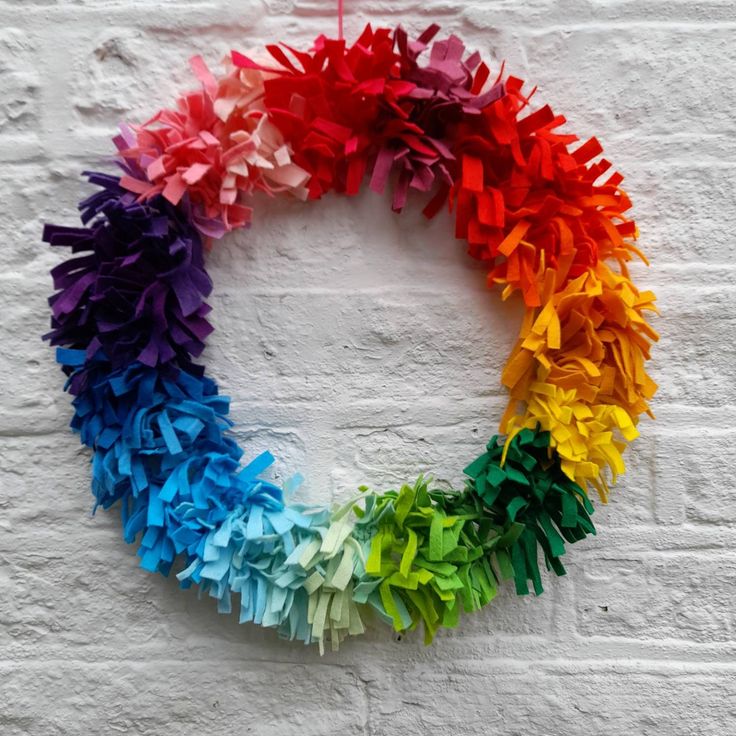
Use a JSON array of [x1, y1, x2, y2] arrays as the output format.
[[57, 345, 334, 644]]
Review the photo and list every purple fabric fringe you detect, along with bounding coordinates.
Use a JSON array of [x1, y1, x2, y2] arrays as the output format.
[[44, 173, 213, 387]]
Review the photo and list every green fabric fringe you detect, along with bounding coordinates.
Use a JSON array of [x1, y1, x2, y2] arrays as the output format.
[[348, 427, 596, 642]]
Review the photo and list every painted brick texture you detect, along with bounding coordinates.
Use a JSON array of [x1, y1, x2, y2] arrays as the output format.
[[1, 1, 735, 734]]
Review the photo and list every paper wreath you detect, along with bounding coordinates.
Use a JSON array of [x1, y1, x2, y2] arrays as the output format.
[[43, 25, 658, 652]]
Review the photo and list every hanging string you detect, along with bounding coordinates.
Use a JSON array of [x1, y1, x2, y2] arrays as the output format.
[[337, 0, 344, 40]]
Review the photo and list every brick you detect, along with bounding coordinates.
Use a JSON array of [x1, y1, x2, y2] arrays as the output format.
[[0, 661, 367, 736], [574, 552, 736, 643]]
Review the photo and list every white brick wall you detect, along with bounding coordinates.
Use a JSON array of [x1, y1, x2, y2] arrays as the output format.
[[2, 1, 735, 733]]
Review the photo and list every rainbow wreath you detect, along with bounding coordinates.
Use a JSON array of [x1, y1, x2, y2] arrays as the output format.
[[43, 25, 658, 652]]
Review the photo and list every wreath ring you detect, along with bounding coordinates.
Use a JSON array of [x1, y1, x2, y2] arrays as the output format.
[[43, 25, 657, 652]]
